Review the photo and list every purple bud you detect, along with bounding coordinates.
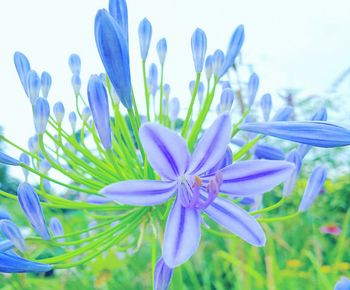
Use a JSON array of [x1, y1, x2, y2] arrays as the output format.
[[191, 28, 207, 73], [82, 106, 91, 122], [219, 24, 244, 77], [169, 98, 180, 123], [109, 0, 129, 44], [68, 54, 81, 75], [26, 70, 41, 104], [247, 73, 259, 107], [283, 150, 302, 197], [33, 97, 50, 134], [0, 152, 20, 166], [205, 55, 213, 80], [53, 102, 65, 124], [212, 49, 224, 77], [219, 88, 235, 112], [87, 75, 112, 150], [71, 74, 81, 95], [14, 51, 31, 95], [49, 217, 64, 237], [40, 71, 52, 98], [271, 106, 293, 121], [157, 38, 167, 65], [17, 182, 51, 240], [260, 93, 272, 121], [138, 18, 152, 60], [69, 112, 77, 132], [154, 258, 174, 290], [28, 135, 39, 154], [298, 166, 327, 212], [0, 220, 26, 252]]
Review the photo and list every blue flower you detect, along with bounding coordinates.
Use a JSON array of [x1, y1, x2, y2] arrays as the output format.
[[101, 114, 294, 268], [14, 51, 31, 95], [26, 70, 41, 104], [271, 106, 293, 121], [33, 97, 50, 134], [138, 18, 152, 61], [53, 102, 65, 125], [41, 71, 52, 98], [69, 112, 77, 133], [109, 0, 129, 44], [247, 73, 259, 107], [0, 220, 26, 252], [157, 38, 167, 65], [191, 28, 207, 73], [0, 152, 20, 166], [260, 93, 272, 121], [68, 53, 81, 75], [334, 277, 350, 290], [71, 74, 82, 95], [95, 9, 132, 109], [239, 121, 350, 148], [205, 55, 213, 80]]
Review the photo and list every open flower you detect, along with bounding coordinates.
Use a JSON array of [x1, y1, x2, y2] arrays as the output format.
[[101, 114, 294, 268]]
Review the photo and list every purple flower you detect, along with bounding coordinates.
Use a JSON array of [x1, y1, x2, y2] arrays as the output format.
[[0, 252, 52, 273], [154, 258, 173, 290], [240, 121, 350, 148], [101, 114, 294, 268], [49, 217, 64, 238], [283, 150, 302, 197], [247, 73, 259, 107]]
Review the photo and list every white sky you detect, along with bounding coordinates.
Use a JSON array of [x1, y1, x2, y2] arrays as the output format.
[[1, 0, 350, 153]]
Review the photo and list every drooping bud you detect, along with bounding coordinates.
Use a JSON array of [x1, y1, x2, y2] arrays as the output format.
[[39, 159, 51, 174], [154, 258, 174, 290], [87, 75, 112, 150], [212, 49, 224, 77], [169, 98, 180, 123], [40, 71, 52, 98], [298, 166, 327, 212], [49, 217, 64, 238], [138, 18, 152, 60], [71, 74, 81, 95], [260, 93, 272, 121], [109, 0, 129, 44], [82, 106, 91, 122], [157, 38, 167, 65], [283, 150, 302, 197], [0, 220, 26, 252], [247, 73, 259, 107], [14, 51, 31, 94], [0, 152, 20, 166], [33, 97, 50, 134], [53, 102, 65, 125], [26, 70, 41, 104], [68, 112, 77, 133], [205, 55, 213, 80], [17, 182, 51, 240], [95, 9, 132, 109], [219, 88, 235, 112], [19, 153, 30, 179], [28, 135, 39, 154], [191, 28, 207, 73], [68, 53, 81, 75]]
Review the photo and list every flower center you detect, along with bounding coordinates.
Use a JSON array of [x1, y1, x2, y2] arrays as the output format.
[[178, 172, 223, 209]]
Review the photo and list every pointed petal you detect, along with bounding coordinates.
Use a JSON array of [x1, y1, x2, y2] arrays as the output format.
[[162, 198, 201, 268], [0, 252, 52, 273], [202, 196, 266, 246], [100, 180, 177, 206], [203, 160, 294, 196], [188, 114, 231, 175], [140, 123, 190, 180], [154, 258, 174, 290]]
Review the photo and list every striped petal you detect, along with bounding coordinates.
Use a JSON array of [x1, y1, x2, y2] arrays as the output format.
[[100, 180, 177, 206], [0, 252, 52, 273]]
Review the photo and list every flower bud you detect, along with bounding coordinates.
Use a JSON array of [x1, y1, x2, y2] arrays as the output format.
[[254, 144, 285, 160], [69, 112, 77, 133], [154, 258, 173, 290], [68, 53, 81, 75], [191, 28, 207, 73], [26, 70, 41, 104], [82, 106, 91, 122], [71, 74, 81, 95], [28, 135, 39, 154], [219, 88, 235, 112], [17, 182, 51, 240], [87, 75, 112, 150], [14, 51, 31, 95], [163, 84, 170, 99], [188, 80, 195, 95], [169, 98, 180, 123], [260, 93, 272, 121], [40, 71, 52, 98], [157, 38, 167, 65], [53, 102, 65, 125], [212, 49, 224, 77], [39, 159, 51, 174], [205, 55, 213, 80], [198, 82, 205, 107], [19, 153, 30, 179], [148, 63, 158, 97], [0, 220, 26, 252], [138, 18, 152, 60], [33, 97, 50, 134], [247, 73, 259, 107], [49, 217, 64, 238], [271, 106, 293, 121], [109, 0, 129, 43], [221, 81, 231, 90], [0, 152, 19, 166]]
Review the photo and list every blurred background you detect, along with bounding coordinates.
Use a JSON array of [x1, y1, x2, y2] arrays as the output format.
[[0, 0, 350, 289]]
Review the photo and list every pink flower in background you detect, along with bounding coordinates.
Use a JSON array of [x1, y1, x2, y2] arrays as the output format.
[[320, 224, 342, 236]]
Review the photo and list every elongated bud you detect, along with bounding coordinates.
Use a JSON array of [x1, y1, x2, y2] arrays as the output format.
[[138, 18, 152, 60], [40, 71, 52, 98], [28, 135, 39, 154], [247, 73, 259, 107], [53, 102, 65, 124], [87, 75, 112, 149], [68, 54, 81, 75], [0, 220, 26, 252], [169, 98, 180, 123], [19, 153, 30, 179], [189, 80, 195, 95], [49, 217, 64, 237], [14, 51, 31, 94], [298, 166, 327, 212], [212, 49, 224, 77], [219, 24, 245, 77], [39, 159, 51, 174], [26, 70, 41, 104], [17, 182, 51, 240], [163, 84, 170, 99], [33, 97, 50, 134], [95, 9, 132, 109], [191, 28, 207, 73], [205, 55, 213, 80], [69, 112, 77, 133], [198, 82, 205, 107], [271, 106, 293, 121], [109, 0, 129, 44], [148, 63, 158, 97], [260, 93, 272, 121], [254, 144, 285, 160], [157, 38, 167, 65], [154, 258, 174, 290], [82, 106, 91, 122], [219, 88, 235, 112], [71, 74, 81, 95], [283, 150, 302, 196], [0, 152, 19, 166]]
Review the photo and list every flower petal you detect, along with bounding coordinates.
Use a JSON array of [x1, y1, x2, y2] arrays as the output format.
[[162, 197, 201, 268], [0, 252, 52, 273], [100, 180, 177, 206], [154, 258, 174, 290], [202, 195, 266, 246], [140, 123, 190, 180], [203, 160, 294, 196], [188, 113, 231, 176]]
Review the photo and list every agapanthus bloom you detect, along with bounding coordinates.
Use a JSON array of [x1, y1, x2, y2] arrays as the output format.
[[101, 114, 294, 268]]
